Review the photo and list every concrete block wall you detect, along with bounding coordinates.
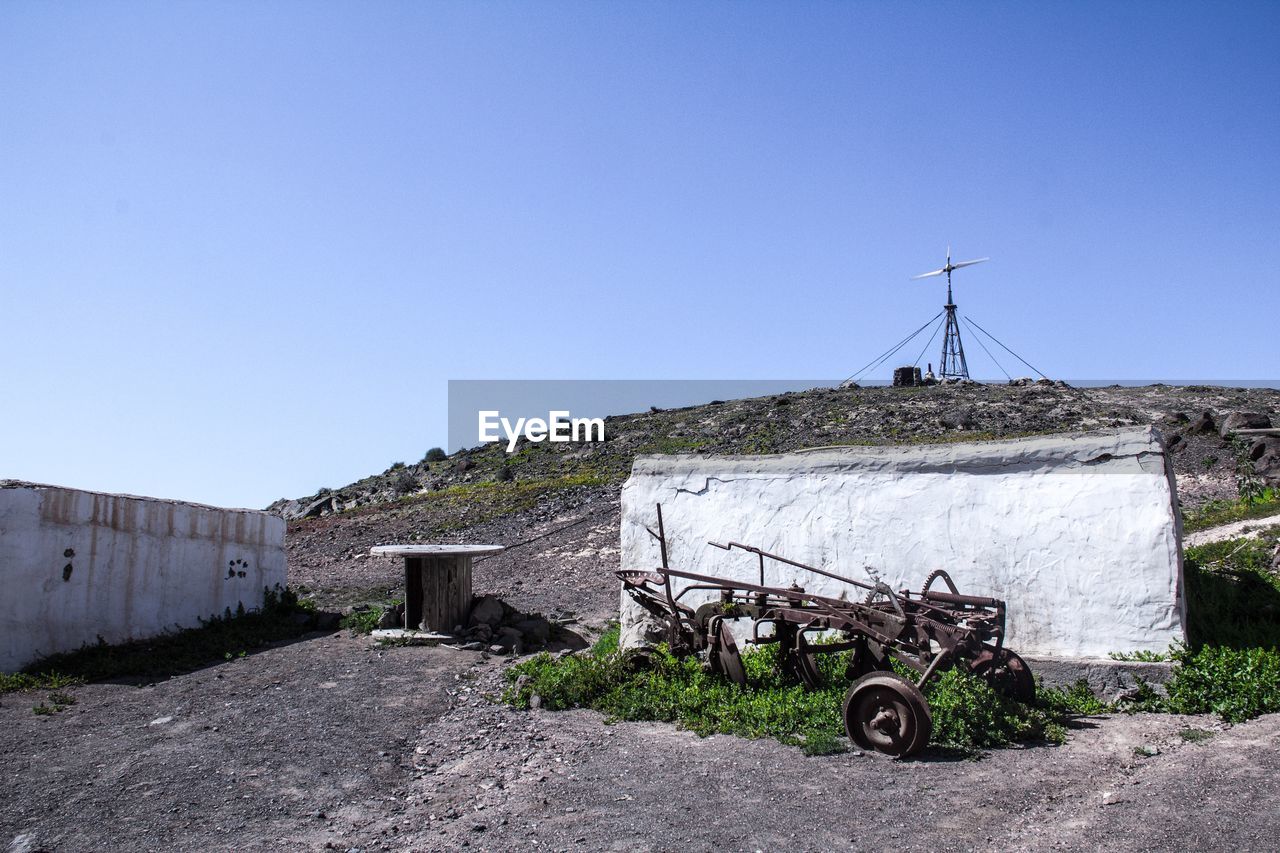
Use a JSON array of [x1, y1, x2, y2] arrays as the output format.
[[0, 481, 286, 672], [619, 427, 1185, 659]]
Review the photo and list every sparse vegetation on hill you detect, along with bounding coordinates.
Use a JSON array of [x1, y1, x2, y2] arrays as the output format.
[[270, 384, 1280, 522]]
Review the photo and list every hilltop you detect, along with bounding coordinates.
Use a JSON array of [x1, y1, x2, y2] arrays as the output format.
[[275, 382, 1280, 618]]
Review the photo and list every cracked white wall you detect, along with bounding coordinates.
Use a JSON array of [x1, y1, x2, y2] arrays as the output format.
[[619, 428, 1185, 659], [0, 483, 286, 671]]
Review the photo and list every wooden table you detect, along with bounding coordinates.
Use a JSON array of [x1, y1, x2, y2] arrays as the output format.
[[369, 544, 504, 633]]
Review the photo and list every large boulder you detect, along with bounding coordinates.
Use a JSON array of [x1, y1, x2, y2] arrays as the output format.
[[468, 595, 505, 629], [939, 408, 976, 429], [1184, 411, 1217, 436], [1254, 440, 1280, 487], [1219, 412, 1273, 439]]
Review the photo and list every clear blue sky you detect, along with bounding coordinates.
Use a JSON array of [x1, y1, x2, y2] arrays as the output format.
[[3, 2, 1277, 508]]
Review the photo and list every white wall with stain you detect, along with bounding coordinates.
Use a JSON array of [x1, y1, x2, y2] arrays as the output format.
[[0, 482, 286, 671], [619, 428, 1185, 659]]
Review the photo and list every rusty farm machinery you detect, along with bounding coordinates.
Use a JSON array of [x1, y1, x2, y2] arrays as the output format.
[[617, 505, 1034, 758]]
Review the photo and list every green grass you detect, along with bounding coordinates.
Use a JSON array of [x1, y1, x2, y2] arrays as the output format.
[[1183, 490, 1280, 533], [1108, 650, 1172, 662], [0, 671, 82, 694], [11, 586, 321, 685], [1181, 534, 1280, 649], [504, 624, 1098, 756], [407, 470, 617, 534], [507, 528, 1280, 751], [341, 600, 401, 634], [1158, 645, 1280, 722], [636, 436, 711, 454]]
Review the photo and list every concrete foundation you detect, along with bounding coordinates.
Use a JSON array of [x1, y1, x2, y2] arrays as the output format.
[[619, 427, 1186, 659], [1026, 656, 1175, 700], [0, 481, 286, 671]]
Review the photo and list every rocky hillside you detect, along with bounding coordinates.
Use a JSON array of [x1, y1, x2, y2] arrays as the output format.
[[271, 382, 1280, 520], [275, 383, 1280, 620]]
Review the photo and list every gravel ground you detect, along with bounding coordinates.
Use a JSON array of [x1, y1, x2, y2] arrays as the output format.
[[4, 632, 1278, 852]]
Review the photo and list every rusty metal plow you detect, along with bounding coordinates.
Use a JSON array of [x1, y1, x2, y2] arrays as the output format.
[[616, 504, 1034, 757]]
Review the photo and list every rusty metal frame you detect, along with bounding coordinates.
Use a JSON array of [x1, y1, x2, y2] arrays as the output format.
[[618, 504, 1032, 756]]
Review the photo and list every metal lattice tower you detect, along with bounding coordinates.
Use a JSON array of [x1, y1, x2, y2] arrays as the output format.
[[912, 248, 988, 380]]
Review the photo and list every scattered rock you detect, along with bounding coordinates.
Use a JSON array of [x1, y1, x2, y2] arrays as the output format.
[[377, 603, 405, 629], [939, 408, 976, 429], [515, 617, 552, 645], [497, 626, 524, 654], [1184, 411, 1217, 435], [1219, 412, 1272, 439], [469, 596, 505, 629]]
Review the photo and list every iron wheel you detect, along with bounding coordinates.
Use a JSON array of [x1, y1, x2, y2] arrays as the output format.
[[708, 619, 747, 687], [843, 672, 932, 757], [968, 648, 1035, 703]]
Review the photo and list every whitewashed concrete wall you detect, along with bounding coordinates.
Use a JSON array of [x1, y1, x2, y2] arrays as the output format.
[[620, 428, 1185, 659], [0, 482, 286, 671]]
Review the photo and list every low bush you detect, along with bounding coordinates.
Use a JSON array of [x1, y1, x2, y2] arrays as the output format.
[[504, 625, 1097, 756], [1154, 645, 1280, 723], [1181, 534, 1280, 649]]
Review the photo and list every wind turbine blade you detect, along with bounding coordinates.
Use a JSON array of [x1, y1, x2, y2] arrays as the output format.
[[950, 257, 990, 269], [911, 269, 946, 279]]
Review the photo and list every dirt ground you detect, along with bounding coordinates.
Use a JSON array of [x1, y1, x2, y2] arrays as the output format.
[[3, 627, 1278, 853]]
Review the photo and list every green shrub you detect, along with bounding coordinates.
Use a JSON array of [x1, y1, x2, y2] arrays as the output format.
[[922, 668, 1067, 750], [0, 671, 81, 694], [1182, 535, 1280, 649], [341, 602, 398, 634], [423, 447, 448, 463], [504, 633, 1086, 756], [1161, 645, 1280, 723]]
